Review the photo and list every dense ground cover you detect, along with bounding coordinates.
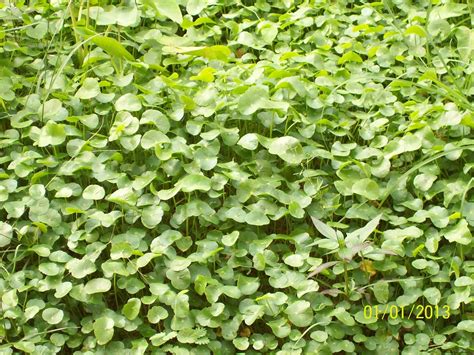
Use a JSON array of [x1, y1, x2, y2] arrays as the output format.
[[0, 0, 473, 354]]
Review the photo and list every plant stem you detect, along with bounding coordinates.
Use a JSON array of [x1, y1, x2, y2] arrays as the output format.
[[343, 261, 349, 296]]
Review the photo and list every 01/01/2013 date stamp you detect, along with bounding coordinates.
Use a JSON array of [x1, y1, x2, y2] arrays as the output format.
[[363, 304, 451, 320]]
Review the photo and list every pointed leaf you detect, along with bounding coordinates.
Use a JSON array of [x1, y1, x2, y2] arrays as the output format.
[[345, 214, 382, 245], [91, 35, 134, 61], [311, 217, 338, 240]]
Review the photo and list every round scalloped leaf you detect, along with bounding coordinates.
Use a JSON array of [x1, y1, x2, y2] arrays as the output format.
[[93, 316, 114, 345], [75, 78, 101, 99], [122, 298, 141, 320], [115, 93, 142, 112], [268, 136, 304, 164], [83, 185, 106, 200], [84, 278, 112, 294], [42, 308, 64, 325], [38, 121, 66, 147]]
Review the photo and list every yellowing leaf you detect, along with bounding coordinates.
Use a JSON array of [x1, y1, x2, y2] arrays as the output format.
[[163, 45, 231, 61], [368, 46, 379, 58], [353, 24, 369, 32], [360, 260, 376, 277], [190, 67, 215, 82], [338, 51, 363, 64], [404, 25, 427, 37]]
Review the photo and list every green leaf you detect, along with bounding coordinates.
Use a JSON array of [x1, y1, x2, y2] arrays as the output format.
[[444, 219, 472, 245], [169, 257, 191, 271], [284, 254, 305, 267], [354, 310, 377, 324], [237, 133, 259, 150], [186, 0, 207, 16], [84, 278, 112, 294], [238, 86, 289, 115], [83, 185, 105, 200], [141, 205, 164, 228], [373, 281, 389, 304], [458, 320, 474, 332], [267, 317, 291, 338], [122, 298, 141, 320], [311, 217, 338, 240], [150, 0, 182, 24], [454, 276, 474, 287], [107, 187, 137, 206], [78, 114, 99, 129], [91, 35, 134, 61], [423, 287, 441, 305], [141, 130, 170, 149], [190, 67, 215, 82], [233, 337, 250, 351], [333, 307, 355, 326], [178, 174, 211, 192], [26, 21, 47, 39], [237, 275, 260, 295], [75, 78, 100, 99], [150, 331, 177, 346], [268, 136, 305, 164], [94, 316, 114, 345], [455, 26, 473, 62], [2, 289, 18, 308], [430, 3, 467, 20], [115, 93, 142, 112], [413, 173, 437, 191], [132, 171, 157, 190], [157, 186, 180, 200], [0, 221, 13, 248], [13, 342, 35, 353], [238, 86, 267, 115], [42, 308, 64, 325], [352, 178, 381, 200], [245, 210, 270, 226], [39, 262, 62, 276], [310, 330, 329, 342], [285, 300, 313, 327], [222, 231, 239, 246], [66, 258, 96, 279], [345, 214, 382, 245], [0, 186, 8, 202], [148, 306, 168, 323], [38, 121, 66, 147]]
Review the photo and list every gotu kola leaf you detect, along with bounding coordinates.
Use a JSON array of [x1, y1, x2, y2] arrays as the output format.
[[238, 86, 289, 115], [82, 185, 105, 200], [178, 174, 211, 193], [84, 278, 112, 294], [42, 308, 64, 325], [145, 0, 183, 24], [94, 316, 114, 345], [38, 121, 66, 147], [122, 298, 141, 320], [268, 136, 304, 164], [75, 78, 100, 99]]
